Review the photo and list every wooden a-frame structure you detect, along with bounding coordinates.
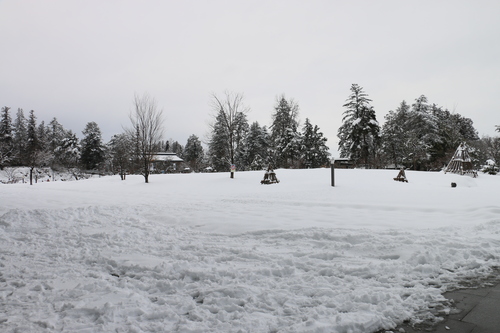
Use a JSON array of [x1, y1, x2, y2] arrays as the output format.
[[393, 168, 408, 182], [444, 142, 477, 178], [261, 165, 279, 184]]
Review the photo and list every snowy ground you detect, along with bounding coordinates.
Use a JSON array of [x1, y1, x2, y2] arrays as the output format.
[[1, 168, 499, 332]]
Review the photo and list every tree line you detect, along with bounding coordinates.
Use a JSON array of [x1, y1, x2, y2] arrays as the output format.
[[207, 92, 331, 177], [0, 106, 110, 184], [0, 94, 186, 184], [337, 84, 500, 172], [0, 91, 332, 183], [1, 87, 499, 184]]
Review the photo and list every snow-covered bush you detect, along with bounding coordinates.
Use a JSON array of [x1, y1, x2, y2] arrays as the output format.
[[481, 159, 498, 175], [1, 167, 21, 184]]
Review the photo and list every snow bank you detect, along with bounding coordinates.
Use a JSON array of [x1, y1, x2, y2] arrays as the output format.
[[1, 169, 499, 332]]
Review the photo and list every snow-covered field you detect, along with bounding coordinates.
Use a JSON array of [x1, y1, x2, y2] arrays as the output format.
[[1, 168, 499, 332]]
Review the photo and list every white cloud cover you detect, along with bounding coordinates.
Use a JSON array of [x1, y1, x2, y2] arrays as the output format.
[[1, 0, 499, 154]]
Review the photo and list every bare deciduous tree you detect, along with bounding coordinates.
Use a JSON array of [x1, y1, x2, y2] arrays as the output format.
[[126, 93, 165, 183], [209, 92, 249, 179]]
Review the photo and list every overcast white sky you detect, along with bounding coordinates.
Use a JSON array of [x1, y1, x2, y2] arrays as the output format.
[[1, 0, 499, 156]]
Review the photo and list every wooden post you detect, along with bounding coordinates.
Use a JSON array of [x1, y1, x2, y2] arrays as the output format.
[[331, 162, 335, 187], [230, 164, 235, 179]]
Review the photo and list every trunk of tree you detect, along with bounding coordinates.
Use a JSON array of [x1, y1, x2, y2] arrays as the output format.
[[230, 133, 234, 179], [143, 158, 149, 183], [29, 167, 33, 185], [230, 152, 234, 179]]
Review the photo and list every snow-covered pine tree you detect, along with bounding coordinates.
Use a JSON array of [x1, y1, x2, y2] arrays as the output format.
[[37, 121, 47, 153], [170, 141, 183, 155], [430, 105, 479, 169], [55, 130, 80, 171], [27, 110, 39, 152], [47, 117, 67, 168], [300, 118, 330, 168], [337, 84, 380, 168], [208, 109, 230, 172], [80, 121, 105, 171], [13, 108, 28, 165], [183, 134, 204, 172], [0, 106, 14, 168], [244, 121, 270, 171], [26, 110, 43, 184], [484, 137, 500, 169], [381, 98, 480, 170], [271, 95, 301, 168], [405, 95, 441, 170], [380, 100, 411, 168], [234, 135, 249, 172]]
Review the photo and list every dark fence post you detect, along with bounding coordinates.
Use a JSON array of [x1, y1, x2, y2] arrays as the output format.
[[331, 161, 335, 187]]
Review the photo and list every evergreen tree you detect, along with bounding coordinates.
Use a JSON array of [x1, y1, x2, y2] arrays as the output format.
[[270, 95, 301, 168], [170, 141, 184, 155], [233, 131, 249, 171], [47, 118, 65, 151], [26, 110, 43, 184], [183, 134, 204, 172], [430, 105, 478, 169], [55, 130, 80, 170], [37, 121, 47, 153], [208, 109, 232, 172], [470, 136, 500, 171], [337, 84, 380, 167], [244, 122, 270, 170], [0, 106, 14, 168], [47, 117, 67, 168], [381, 98, 479, 170], [80, 121, 105, 170], [13, 108, 28, 165], [300, 118, 330, 168], [405, 95, 441, 169], [27, 110, 39, 154], [380, 101, 411, 167]]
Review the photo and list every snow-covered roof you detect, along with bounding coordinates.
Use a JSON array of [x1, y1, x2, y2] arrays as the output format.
[[152, 152, 183, 162]]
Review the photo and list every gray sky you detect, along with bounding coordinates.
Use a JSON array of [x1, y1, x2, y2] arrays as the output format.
[[1, 0, 499, 156]]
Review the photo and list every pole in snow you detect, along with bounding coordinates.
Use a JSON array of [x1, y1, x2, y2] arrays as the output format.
[[331, 160, 335, 187]]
